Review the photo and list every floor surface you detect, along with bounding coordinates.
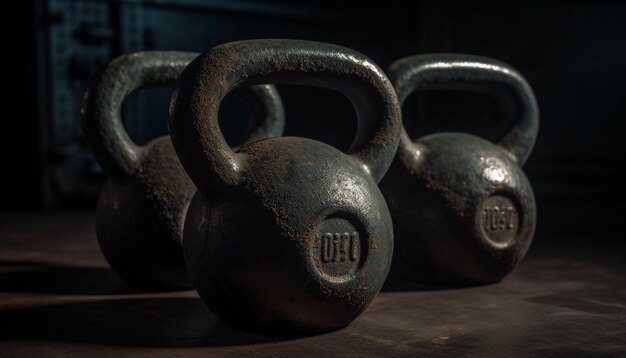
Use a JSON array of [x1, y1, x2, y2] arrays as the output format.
[[0, 213, 624, 357]]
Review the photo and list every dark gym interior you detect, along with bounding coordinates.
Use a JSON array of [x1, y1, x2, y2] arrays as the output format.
[[1, 1, 625, 356]]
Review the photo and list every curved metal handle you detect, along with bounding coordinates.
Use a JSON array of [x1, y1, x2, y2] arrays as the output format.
[[389, 54, 539, 164], [81, 51, 285, 177], [169, 39, 401, 193]]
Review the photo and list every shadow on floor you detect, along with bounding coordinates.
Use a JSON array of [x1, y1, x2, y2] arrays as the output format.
[[381, 270, 480, 292], [0, 297, 310, 347], [0, 261, 137, 295]]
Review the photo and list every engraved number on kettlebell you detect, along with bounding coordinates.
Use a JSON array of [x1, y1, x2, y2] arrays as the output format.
[[313, 232, 360, 263], [482, 205, 517, 231]]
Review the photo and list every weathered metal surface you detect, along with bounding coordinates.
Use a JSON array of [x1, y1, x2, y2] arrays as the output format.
[[81, 51, 285, 290], [2, 213, 625, 357], [169, 39, 401, 332], [380, 54, 539, 285]]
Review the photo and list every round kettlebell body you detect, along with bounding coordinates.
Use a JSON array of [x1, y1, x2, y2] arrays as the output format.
[[384, 133, 535, 284], [381, 54, 539, 285], [169, 39, 401, 332], [184, 137, 392, 332], [82, 52, 284, 290], [96, 136, 193, 289]]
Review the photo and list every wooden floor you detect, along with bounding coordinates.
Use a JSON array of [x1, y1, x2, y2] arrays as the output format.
[[0, 213, 624, 357]]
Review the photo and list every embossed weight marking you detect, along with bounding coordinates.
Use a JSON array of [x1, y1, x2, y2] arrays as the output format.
[[380, 54, 539, 285], [169, 39, 401, 333], [312, 232, 361, 281], [313, 232, 360, 264], [480, 195, 519, 247], [81, 51, 284, 290], [308, 215, 365, 282]]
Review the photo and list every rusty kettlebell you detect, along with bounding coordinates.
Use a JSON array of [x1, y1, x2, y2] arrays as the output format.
[[81, 51, 285, 290], [380, 54, 539, 285], [169, 39, 401, 332]]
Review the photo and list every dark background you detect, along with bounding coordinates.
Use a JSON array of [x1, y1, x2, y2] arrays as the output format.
[[2, 0, 625, 244]]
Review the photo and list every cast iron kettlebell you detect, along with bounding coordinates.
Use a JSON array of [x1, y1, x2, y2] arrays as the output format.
[[380, 54, 539, 285], [81, 51, 285, 290], [169, 40, 401, 332]]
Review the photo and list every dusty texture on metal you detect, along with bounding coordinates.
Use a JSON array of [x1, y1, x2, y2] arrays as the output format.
[[169, 39, 401, 332], [81, 51, 285, 290], [2, 214, 625, 356], [380, 54, 539, 285]]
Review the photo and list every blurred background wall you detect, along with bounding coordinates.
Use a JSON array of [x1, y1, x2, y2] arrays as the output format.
[[2, 0, 625, 242]]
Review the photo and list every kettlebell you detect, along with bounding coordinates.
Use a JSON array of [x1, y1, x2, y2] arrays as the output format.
[[81, 51, 285, 290], [169, 39, 401, 332], [380, 54, 539, 285]]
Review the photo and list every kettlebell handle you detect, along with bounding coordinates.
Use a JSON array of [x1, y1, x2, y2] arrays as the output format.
[[169, 39, 401, 193], [389, 54, 539, 165], [81, 51, 285, 177]]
